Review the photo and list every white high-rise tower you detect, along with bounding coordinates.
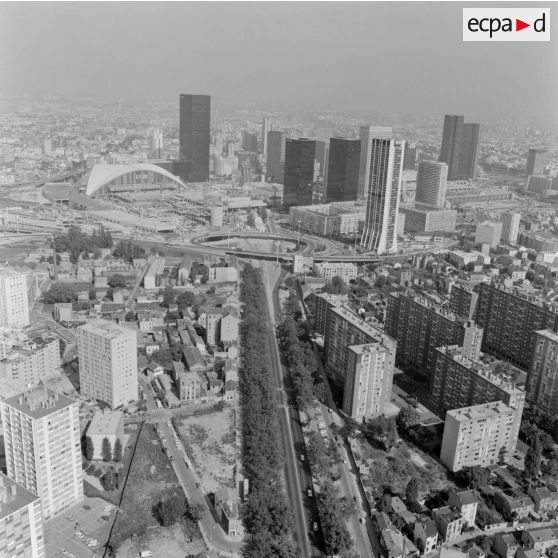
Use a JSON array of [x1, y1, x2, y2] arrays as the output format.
[[360, 138, 404, 254], [0, 266, 29, 328], [357, 125, 393, 200]]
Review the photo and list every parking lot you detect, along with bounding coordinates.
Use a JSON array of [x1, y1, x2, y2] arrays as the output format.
[[44, 496, 116, 558]]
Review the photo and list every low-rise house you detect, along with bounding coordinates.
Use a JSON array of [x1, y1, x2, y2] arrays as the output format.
[[220, 314, 239, 347], [147, 360, 164, 377], [462, 542, 485, 558], [224, 361, 238, 401], [384, 495, 417, 531], [494, 533, 520, 558], [53, 302, 73, 322], [528, 486, 558, 513], [87, 409, 124, 460], [414, 517, 438, 554], [173, 359, 203, 406], [183, 346, 205, 373], [448, 489, 478, 528], [493, 489, 534, 520], [214, 488, 242, 538], [521, 527, 558, 554], [432, 507, 463, 543], [516, 549, 540, 558]]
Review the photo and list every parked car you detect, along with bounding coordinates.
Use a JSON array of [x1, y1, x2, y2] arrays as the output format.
[[312, 521, 319, 532]]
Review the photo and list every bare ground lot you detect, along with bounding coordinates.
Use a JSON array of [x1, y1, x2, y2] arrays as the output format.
[[173, 407, 239, 494]]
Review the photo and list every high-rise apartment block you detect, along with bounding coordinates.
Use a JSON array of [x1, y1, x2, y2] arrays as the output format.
[[0, 335, 60, 391], [179, 94, 210, 182], [360, 138, 404, 254], [415, 161, 448, 207], [527, 330, 558, 414], [385, 292, 475, 375], [261, 117, 271, 157], [501, 212, 521, 245], [0, 386, 83, 520], [283, 138, 316, 207], [357, 125, 392, 200], [77, 320, 138, 409], [314, 293, 347, 337], [439, 115, 480, 181], [526, 148, 546, 176], [431, 345, 525, 423], [449, 284, 479, 320], [324, 305, 396, 421], [266, 130, 286, 184], [440, 401, 521, 472], [475, 283, 558, 370], [475, 221, 503, 248], [325, 138, 361, 202], [0, 266, 29, 329], [0, 474, 45, 558], [343, 342, 395, 421]]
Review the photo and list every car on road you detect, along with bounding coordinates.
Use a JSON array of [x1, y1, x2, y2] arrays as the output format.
[[307, 488, 312, 497], [312, 521, 319, 532], [169, 455, 175, 462], [359, 517, 366, 524], [74, 531, 84, 539], [300, 454, 305, 462]]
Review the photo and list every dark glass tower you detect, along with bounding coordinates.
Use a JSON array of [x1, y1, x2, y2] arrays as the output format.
[[439, 115, 479, 180], [179, 94, 210, 182], [325, 138, 361, 202], [283, 139, 316, 207]]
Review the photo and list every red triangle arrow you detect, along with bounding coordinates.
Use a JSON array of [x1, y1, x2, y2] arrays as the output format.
[[516, 18, 530, 31]]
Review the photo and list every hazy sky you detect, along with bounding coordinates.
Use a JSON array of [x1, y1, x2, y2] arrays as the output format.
[[1, 2, 557, 125]]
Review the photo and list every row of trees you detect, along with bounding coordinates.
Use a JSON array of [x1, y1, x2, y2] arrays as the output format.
[[276, 292, 326, 411], [154, 492, 204, 526], [84, 436, 123, 463], [112, 239, 146, 263], [238, 265, 297, 557]]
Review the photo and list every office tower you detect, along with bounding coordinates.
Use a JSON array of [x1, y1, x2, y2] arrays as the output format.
[[431, 344, 525, 420], [0, 335, 60, 390], [261, 118, 271, 156], [449, 284, 479, 320], [501, 212, 521, 244], [324, 305, 396, 417], [357, 125, 393, 199], [439, 115, 480, 180], [283, 138, 316, 207], [0, 386, 83, 520], [403, 143, 418, 170], [315, 140, 328, 178], [385, 292, 470, 375], [266, 130, 286, 183], [526, 148, 546, 175], [0, 474, 45, 558], [415, 161, 448, 207], [527, 330, 558, 413], [77, 320, 138, 409], [475, 283, 558, 370], [149, 127, 163, 159], [440, 401, 521, 472], [343, 342, 395, 422], [242, 131, 258, 153], [0, 266, 29, 328], [179, 94, 210, 182], [325, 138, 361, 202], [474, 221, 503, 248], [360, 138, 404, 254]]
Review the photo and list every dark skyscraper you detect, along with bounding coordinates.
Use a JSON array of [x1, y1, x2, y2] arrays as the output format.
[[266, 130, 286, 184], [325, 138, 361, 202], [283, 138, 316, 207], [179, 94, 210, 182], [439, 115, 479, 180], [526, 148, 546, 175], [403, 143, 417, 170]]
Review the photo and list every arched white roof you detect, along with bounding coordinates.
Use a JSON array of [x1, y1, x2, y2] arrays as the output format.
[[85, 163, 187, 196]]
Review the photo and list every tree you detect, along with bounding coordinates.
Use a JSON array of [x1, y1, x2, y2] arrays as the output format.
[[177, 291, 194, 309], [525, 436, 543, 480], [101, 437, 112, 462], [397, 406, 420, 432], [187, 502, 204, 522], [84, 436, 94, 461], [124, 310, 136, 322], [405, 477, 420, 504], [113, 438, 123, 463], [155, 494, 187, 526], [108, 274, 127, 289], [323, 276, 348, 295], [101, 470, 116, 491]]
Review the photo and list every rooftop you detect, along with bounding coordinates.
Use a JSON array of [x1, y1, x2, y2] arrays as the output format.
[[2, 384, 77, 420], [0, 474, 40, 522], [78, 319, 136, 340], [88, 409, 123, 436], [448, 401, 515, 423]]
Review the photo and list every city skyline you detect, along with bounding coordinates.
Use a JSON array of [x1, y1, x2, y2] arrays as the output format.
[[0, 2, 557, 127]]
